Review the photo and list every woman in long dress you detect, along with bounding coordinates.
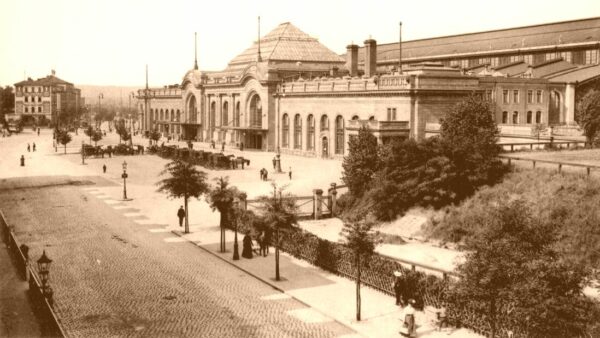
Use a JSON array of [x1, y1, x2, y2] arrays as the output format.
[[242, 234, 253, 259], [400, 299, 417, 337]]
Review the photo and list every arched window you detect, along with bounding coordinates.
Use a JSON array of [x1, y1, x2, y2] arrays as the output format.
[[526, 111, 532, 124], [294, 114, 302, 149], [512, 111, 519, 124], [320, 115, 329, 131], [210, 101, 216, 128], [535, 111, 542, 124], [176, 109, 181, 122], [351, 115, 359, 120], [150, 108, 154, 120], [160, 109, 164, 120], [188, 95, 197, 123], [307, 114, 315, 151], [171, 109, 174, 121], [368, 116, 375, 121], [222, 101, 229, 126], [502, 111, 508, 124], [234, 102, 240, 127], [335, 115, 344, 155], [282, 114, 289, 148], [249, 94, 262, 127]]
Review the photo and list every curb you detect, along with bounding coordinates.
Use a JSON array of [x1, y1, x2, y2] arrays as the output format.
[[169, 229, 365, 337]]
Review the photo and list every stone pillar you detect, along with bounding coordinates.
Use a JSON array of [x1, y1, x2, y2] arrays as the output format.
[[329, 183, 338, 217], [346, 44, 359, 77], [364, 39, 377, 78], [565, 84, 576, 125], [313, 189, 323, 220]]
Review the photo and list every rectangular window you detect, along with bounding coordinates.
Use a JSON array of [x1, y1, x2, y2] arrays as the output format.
[[503, 90, 509, 104], [25, 96, 28, 102], [560, 51, 572, 63], [486, 90, 493, 101], [527, 90, 533, 104], [536, 90, 543, 103], [585, 50, 599, 65], [523, 54, 533, 64], [25, 107, 28, 113], [38, 106, 42, 113], [491, 57, 499, 67], [513, 90, 519, 103], [387, 108, 397, 121], [38, 96, 41, 102]]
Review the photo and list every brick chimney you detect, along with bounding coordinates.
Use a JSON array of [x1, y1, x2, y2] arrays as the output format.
[[346, 44, 359, 77], [364, 39, 377, 77]]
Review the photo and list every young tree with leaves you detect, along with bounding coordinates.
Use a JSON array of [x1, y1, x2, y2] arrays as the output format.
[[576, 89, 600, 145], [84, 126, 95, 144], [57, 130, 72, 154], [207, 177, 241, 253], [340, 216, 377, 321], [342, 125, 379, 197], [91, 130, 102, 146], [149, 129, 161, 145], [258, 184, 298, 281], [156, 159, 209, 234]]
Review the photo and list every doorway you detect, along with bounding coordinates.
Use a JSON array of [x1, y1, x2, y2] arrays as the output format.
[[322, 136, 329, 157]]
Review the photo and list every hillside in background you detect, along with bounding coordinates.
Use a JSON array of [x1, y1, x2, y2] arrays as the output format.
[[79, 85, 141, 108]]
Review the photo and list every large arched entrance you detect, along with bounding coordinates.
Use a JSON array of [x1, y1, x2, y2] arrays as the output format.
[[548, 90, 562, 125], [183, 95, 198, 141], [244, 93, 264, 149]]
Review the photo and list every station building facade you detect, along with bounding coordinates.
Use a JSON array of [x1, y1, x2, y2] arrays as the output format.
[[137, 18, 600, 158]]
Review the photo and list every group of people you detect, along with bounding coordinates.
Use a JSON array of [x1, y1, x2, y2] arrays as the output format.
[[259, 168, 269, 181], [241, 231, 271, 259], [27, 142, 36, 152]]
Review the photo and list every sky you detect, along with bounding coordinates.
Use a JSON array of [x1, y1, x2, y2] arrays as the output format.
[[1, 0, 599, 88]]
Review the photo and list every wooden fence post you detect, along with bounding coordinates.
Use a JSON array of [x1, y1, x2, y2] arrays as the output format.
[[313, 189, 323, 220]]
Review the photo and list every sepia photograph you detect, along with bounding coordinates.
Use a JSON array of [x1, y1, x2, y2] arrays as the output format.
[[1, 0, 599, 337]]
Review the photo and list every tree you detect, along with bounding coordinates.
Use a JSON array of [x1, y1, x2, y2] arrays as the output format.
[[206, 177, 241, 253], [576, 89, 600, 145], [91, 130, 102, 146], [57, 130, 72, 154], [149, 129, 161, 145], [342, 126, 379, 197], [448, 199, 596, 338], [530, 123, 547, 141], [439, 95, 506, 200], [258, 184, 298, 281], [156, 160, 209, 234], [84, 126, 95, 144], [340, 216, 377, 321]]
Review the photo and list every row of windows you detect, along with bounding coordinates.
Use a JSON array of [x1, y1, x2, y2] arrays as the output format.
[[444, 49, 599, 68], [501, 111, 542, 124], [24, 107, 43, 113], [17, 86, 50, 93], [24, 96, 43, 103], [209, 100, 243, 128], [501, 89, 543, 104], [150, 108, 181, 122], [281, 114, 345, 154]]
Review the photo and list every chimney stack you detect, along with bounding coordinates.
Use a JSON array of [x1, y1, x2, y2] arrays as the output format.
[[346, 44, 359, 77], [364, 39, 377, 77]]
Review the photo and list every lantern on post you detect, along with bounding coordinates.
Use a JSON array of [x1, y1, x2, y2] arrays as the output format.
[[37, 250, 53, 303]]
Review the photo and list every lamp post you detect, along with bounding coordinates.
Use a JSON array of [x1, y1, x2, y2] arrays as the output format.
[[37, 250, 54, 306], [121, 161, 130, 201], [232, 198, 240, 260], [98, 93, 104, 129], [81, 140, 86, 165]]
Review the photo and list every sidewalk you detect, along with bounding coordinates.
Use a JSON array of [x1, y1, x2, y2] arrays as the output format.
[[169, 223, 480, 338]]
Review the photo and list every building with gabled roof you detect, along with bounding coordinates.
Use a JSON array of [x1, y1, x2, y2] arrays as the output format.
[[12, 71, 81, 127]]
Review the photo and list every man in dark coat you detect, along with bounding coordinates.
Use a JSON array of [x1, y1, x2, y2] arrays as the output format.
[[177, 206, 186, 227]]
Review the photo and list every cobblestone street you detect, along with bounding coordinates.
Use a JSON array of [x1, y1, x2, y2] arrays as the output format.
[[0, 176, 353, 337]]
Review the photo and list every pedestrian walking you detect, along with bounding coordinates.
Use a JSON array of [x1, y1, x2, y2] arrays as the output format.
[[263, 169, 268, 181], [240, 142, 244, 151], [37, 128, 40, 136], [20, 155, 25, 167], [272, 156, 276, 170], [259, 231, 268, 257], [32, 143, 36, 152], [177, 206, 186, 227], [289, 167, 292, 180], [103, 164, 107, 173], [260, 168, 265, 181], [27, 143, 30, 152], [242, 234, 253, 259], [393, 271, 404, 306], [399, 299, 417, 337]]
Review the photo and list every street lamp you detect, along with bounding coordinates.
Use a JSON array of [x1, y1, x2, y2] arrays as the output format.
[[81, 140, 86, 165], [98, 93, 104, 129], [232, 198, 240, 261], [121, 161, 131, 201], [37, 250, 54, 305]]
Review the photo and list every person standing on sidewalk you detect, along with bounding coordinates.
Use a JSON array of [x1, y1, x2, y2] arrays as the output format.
[[177, 206, 186, 227], [20, 155, 25, 167], [400, 299, 417, 337], [103, 164, 107, 173], [289, 167, 292, 180], [27, 143, 30, 152], [32, 142, 36, 152], [272, 156, 276, 170]]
